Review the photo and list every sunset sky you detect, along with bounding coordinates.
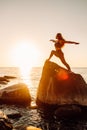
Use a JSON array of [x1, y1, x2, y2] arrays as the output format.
[[0, 0, 87, 68]]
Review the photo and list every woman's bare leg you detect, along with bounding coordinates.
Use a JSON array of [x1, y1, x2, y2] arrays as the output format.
[[48, 50, 71, 71], [47, 50, 55, 60], [60, 56, 71, 71]]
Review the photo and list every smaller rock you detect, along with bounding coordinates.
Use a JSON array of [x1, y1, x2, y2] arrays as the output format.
[[3, 109, 22, 119], [0, 83, 31, 106], [0, 77, 9, 82], [0, 110, 13, 130], [7, 113, 22, 119], [0, 77, 9, 85], [4, 75, 16, 79], [26, 126, 42, 130]]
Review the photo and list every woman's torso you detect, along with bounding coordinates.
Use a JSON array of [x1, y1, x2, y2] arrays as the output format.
[[55, 39, 65, 50]]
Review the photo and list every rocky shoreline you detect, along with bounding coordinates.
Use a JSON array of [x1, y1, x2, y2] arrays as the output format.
[[0, 61, 87, 129]]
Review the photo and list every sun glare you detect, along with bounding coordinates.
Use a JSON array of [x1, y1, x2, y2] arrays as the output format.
[[12, 40, 40, 75]]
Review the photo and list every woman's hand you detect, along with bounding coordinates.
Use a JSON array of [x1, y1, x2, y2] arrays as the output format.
[[50, 39, 55, 42], [75, 42, 80, 44]]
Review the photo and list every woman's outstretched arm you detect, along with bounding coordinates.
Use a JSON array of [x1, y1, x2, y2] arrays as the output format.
[[65, 41, 80, 44], [50, 39, 56, 43]]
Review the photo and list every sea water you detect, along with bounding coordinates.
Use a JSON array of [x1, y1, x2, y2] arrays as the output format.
[[0, 67, 87, 130]]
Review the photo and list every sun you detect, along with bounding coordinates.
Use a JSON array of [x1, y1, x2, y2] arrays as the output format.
[[11, 40, 40, 71]]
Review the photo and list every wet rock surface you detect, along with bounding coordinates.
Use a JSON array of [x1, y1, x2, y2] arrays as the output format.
[[0, 110, 13, 130]]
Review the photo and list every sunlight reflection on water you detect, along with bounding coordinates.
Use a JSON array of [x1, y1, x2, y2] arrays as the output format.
[[19, 67, 42, 100], [19, 67, 33, 89]]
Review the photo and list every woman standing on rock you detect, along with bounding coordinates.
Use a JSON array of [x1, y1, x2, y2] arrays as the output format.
[[47, 33, 79, 71]]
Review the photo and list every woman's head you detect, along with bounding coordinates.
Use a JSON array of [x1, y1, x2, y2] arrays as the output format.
[[56, 33, 63, 39]]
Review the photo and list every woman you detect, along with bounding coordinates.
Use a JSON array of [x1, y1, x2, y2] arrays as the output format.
[[47, 33, 79, 71]]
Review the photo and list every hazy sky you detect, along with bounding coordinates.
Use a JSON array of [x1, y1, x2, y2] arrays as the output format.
[[0, 0, 87, 67]]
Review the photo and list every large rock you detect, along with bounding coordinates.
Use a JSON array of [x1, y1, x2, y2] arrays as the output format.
[[0, 83, 31, 106], [36, 60, 87, 110]]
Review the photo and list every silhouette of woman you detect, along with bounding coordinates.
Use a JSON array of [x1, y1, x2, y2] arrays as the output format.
[[47, 33, 79, 71]]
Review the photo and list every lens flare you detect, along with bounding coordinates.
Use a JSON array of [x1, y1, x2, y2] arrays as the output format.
[[55, 69, 69, 80]]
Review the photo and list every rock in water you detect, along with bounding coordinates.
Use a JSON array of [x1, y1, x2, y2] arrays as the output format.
[[0, 110, 13, 130], [0, 83, 31, 106], [26, 126, 42, 130], [36, 60, 87, 110]]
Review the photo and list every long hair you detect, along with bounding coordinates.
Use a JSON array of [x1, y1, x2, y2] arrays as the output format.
[[56, 33, 65, 41]]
